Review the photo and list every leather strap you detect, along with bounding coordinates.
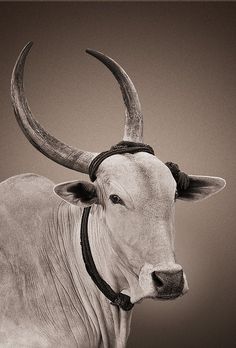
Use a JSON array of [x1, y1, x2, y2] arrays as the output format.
[[80, 206, 134, 311]]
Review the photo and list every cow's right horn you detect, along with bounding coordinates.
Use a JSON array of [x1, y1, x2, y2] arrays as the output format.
[[11, 42, 96, 174], [86, 49, 143, 143]]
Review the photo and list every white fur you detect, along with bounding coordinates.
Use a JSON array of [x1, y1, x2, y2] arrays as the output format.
[[0, 153, 225, 347]]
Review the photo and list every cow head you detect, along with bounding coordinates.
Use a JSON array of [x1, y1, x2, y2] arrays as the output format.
[[11, 42, 226, 303]]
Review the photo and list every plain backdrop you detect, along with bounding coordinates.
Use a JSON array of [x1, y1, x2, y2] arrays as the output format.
[[0, 2, 235, 347]]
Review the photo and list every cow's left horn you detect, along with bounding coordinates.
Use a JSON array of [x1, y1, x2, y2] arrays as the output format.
[[86, 49, 143, 143], [11, 42, 96, 174]]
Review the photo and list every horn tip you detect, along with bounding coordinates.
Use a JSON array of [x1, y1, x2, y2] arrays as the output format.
[[85, 48, 101, 58], [86, 48, 94, 55], [25, 41, 34, 51], [24, 41, 34, 50], [19, 41, 34, 58]]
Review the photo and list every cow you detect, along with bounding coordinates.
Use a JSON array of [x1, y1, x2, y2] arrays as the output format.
[[0, 42, 225, 348]]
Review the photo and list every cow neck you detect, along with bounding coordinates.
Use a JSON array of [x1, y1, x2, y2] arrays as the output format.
[[80, 141, 155, 311]]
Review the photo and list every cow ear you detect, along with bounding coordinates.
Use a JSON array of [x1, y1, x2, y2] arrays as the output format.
[[177, 175, 226, 202], [54, 180, 98, 207]]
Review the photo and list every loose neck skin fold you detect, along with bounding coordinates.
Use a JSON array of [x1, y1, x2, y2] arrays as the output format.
[[44, 202, 133, 348]]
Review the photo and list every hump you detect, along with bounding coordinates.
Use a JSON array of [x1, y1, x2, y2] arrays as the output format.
[[0, 173, 55, 194], [0, 174, 63, 286], [0, 173, 58, 208], [0, 174, 61, 245]]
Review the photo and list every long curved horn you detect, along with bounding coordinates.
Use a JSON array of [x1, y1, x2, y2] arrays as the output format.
[[86, 49, 143, 143], [11, 42, 96, 174]]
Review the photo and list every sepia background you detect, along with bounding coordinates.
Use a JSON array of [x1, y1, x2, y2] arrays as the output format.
[[0, 2, 236, 347]]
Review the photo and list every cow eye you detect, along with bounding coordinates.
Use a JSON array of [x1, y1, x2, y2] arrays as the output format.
[[109, 194, 124, 205]]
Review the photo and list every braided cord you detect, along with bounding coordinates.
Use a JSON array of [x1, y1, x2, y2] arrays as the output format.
[[89, 141, 155, 181]]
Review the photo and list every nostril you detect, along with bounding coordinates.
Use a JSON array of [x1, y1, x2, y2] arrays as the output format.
[[152, 271, 164, 288], [152, 269, 184, 297]]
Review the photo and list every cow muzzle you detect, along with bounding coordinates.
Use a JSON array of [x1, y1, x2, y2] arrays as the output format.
[[152, 268, 184, 299], [136, 263, 188, 303]]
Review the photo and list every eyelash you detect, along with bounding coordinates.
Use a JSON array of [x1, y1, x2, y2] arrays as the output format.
[[109, 194, 124, 205]]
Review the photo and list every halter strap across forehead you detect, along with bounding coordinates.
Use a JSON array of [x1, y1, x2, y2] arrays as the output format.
[[89, 141, 155, 182]]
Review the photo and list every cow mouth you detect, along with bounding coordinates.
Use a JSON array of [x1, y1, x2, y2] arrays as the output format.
[[156, 293, 183, 300]]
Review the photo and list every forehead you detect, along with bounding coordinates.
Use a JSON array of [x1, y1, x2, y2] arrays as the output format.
[[97, 152, 176, 201]]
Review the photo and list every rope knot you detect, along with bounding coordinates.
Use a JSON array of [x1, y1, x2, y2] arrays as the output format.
[[110, 141, 154, 154], [165, 162, 190, 192], [111, 293, 134, 311]]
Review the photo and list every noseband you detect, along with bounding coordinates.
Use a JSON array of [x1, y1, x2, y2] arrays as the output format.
[[80, 141, 190, 311]]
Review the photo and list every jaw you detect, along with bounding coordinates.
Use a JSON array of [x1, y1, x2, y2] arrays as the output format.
[[89, 206, 189, 306]]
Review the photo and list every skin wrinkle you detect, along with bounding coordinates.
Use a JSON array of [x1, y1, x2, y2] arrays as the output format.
[[37, 291, 58, 340], [71, 222, 100, 337], [45, 254, 83, 325], [24, 194, 97, 344], [55, 203, 126, 346], [49, 265, 89, 346], [89, 206, 136, 284], [42, 293, 58, 331], [52, 204, 94, 345], [73, 200, 132, 347], [73, 263, 99, 342], [55, 210, 87, 313], [39, 248, 69, 336], [71, 220, 103, 341], [99, 218, 140, 282], [87, 211, 132, 337], [46, 254, 79, 347]]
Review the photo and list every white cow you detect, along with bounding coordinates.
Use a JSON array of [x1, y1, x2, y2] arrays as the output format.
[[0, 43, 225, 348]]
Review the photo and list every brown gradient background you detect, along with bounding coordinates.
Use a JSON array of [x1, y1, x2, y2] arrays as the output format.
[[0, 2, 236, 347]]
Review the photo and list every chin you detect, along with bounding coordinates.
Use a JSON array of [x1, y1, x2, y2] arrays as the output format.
[[155, 293, 184, 301]]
